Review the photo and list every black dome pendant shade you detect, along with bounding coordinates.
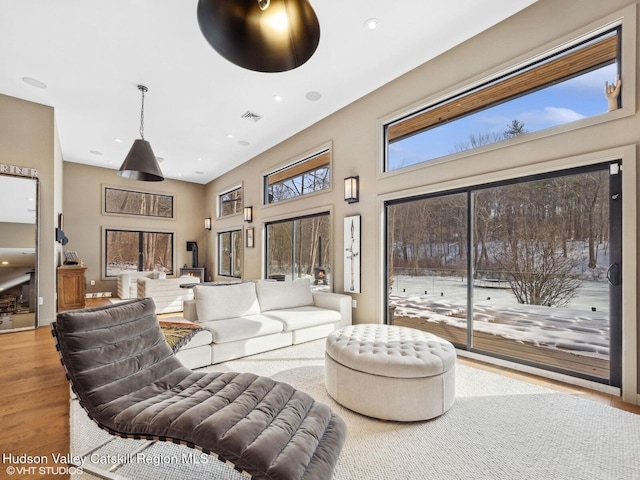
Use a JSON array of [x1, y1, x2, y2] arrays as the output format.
[[118, 85, 164, 182], [197, 0, 320, 73]]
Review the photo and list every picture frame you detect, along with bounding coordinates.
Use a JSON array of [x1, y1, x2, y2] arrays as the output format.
[[344, 215, 361, 293], [246, 226, 254, 248]]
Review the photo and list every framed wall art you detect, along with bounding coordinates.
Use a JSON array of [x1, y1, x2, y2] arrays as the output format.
[[246, 226, 254, 248], [343, 215, 361, 293]]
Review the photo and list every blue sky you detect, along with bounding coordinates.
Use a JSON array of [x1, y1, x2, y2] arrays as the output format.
[[388, 63, 618, 170]]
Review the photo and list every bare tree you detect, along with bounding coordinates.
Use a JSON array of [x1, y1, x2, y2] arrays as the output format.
[[491, 182, 583, 306]]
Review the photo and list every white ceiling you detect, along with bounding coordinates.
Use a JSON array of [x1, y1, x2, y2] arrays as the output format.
[[0, 0, 537, 184]]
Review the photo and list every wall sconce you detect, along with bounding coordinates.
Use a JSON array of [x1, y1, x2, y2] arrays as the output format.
[[344, 176, 359, 204], [244, 206, 253, 223], [204, 218, 212, 230]]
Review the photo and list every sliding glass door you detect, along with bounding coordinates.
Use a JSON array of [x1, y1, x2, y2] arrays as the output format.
[[388, 192, 469, 345], [387, 162, 621, 385]]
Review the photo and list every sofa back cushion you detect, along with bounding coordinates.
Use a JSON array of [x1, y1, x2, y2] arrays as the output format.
[[255, 278, 314, 312], [194, 282, 259, 321]]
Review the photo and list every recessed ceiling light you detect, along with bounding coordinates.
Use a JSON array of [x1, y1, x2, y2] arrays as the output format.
[[196, 156, 202, 161], [226, 133, 235, 139], [90, 150, 103, 156], [156, 157, 165, 163], [195, 171, 205, 175], [364, 18, 379, 30], [177, 173, 183, 177], [113, 138, 123, 143], [22, 77, 47, 89], [273, 95, 283, 102], [305, 91, 322, 101], [238, 140, 250, 146]]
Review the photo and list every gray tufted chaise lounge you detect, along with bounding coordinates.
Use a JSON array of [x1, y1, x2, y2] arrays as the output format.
[[53, 298, 346, 480]]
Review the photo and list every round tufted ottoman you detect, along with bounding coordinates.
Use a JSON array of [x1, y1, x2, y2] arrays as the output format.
[[325, 324, 456, 421]]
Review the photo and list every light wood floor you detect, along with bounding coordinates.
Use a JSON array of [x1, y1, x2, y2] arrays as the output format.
[[0, 303, 638, 480]]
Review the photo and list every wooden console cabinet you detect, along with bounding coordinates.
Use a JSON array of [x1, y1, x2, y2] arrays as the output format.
[[57, 266, 87, 312]]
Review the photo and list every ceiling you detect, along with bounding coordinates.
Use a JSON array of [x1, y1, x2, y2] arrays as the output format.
[[0, 0, 537, 185]]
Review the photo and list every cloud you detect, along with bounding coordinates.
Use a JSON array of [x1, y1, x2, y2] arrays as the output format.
[[520, 106, 586, 126], [557, 63, 617, 90]]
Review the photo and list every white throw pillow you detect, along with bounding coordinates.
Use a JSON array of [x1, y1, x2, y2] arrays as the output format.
[[194, 282, 260, 321], [255, 278, 314, 312]]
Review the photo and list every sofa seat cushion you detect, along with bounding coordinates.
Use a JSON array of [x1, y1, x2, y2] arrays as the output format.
[[194, 282, 259, 322], [255, 278, 314, 312], [264, 306, 341, 331], [200, 314, 284, 344]]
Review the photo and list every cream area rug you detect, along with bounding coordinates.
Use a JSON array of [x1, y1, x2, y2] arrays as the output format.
[[70, 339, 640, 480]]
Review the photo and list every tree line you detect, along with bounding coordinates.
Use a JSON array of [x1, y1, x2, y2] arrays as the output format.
[[389, 122, 611, 307]]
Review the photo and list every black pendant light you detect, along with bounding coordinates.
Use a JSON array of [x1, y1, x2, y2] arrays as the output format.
[[197, 0, 320, 73], [118, 85, 164, 182]]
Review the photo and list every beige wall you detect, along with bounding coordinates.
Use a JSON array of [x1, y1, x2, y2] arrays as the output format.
[[204, 0, 640, 402], [0, 223, 36, 247], [0, 93, 59, 326], [63, 162, 207, 294]]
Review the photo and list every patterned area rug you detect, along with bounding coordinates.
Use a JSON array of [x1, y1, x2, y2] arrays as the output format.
[[159, 321, 205, 353], [70, 340, 640, 480]]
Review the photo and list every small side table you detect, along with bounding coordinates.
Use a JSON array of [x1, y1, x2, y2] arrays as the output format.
[[57, 265, 87, 311]]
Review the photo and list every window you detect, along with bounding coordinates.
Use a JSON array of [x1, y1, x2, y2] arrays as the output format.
[[385, 27, 620, 171], [104, 187, 173, 218], [104, 229, 173, 277], [219, 186, 243, 217], [265, 149, 330, 204], [266, 213, 331, 289], [218, 230, 242, 277]]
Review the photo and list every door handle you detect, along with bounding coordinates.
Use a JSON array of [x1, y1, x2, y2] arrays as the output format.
[[607, 263, 620, 286]]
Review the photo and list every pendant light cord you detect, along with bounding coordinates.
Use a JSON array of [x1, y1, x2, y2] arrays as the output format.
[[138, 85, 148, 140]]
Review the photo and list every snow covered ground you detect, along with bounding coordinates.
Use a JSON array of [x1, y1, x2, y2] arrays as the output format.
[[389, 274, 610, 359]]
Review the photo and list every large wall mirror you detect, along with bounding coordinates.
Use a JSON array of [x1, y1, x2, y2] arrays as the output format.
[[0, 175, 38, 331]]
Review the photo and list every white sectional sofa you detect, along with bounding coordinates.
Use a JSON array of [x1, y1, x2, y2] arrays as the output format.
[[137, 276, 200, 314], [117, 271, 159, 299], [117, 271, 198, 314], [175, 278, 352, 368]]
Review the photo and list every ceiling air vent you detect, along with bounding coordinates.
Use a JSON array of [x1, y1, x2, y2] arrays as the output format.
[[241, 110, 263, 123]]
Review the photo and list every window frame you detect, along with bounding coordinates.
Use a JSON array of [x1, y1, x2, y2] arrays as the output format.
[[103, 227, 175, 278], [381, 18, 631, 176], [102, 185, 174, 219], [218, 185, 243, 218], [264, 211, 332, 288], [217, 229, 243, 278], [263, 146, 332, 205]]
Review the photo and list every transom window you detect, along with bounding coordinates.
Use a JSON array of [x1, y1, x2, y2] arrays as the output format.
[[104, 229, 173, 277], [219, 186, 243, 217], [385, 27, 620, 171], [264, 149, 330, 204], [218, 230, 242, 278], [104, 187, 173, 218]]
